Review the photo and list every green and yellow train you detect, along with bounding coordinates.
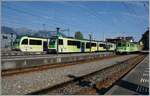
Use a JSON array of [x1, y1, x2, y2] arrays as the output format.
[[49, 36, 116, 53], [13, 35, 116, 53], [13, 36, 48, 52], [13, 35, 142, 54], [116, 41, 142, 54]]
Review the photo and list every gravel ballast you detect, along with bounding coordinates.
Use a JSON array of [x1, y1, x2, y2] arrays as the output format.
[[2, 54, 138, 95]]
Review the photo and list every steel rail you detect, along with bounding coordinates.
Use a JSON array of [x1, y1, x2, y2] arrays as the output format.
[[27, 54, 146, 95]]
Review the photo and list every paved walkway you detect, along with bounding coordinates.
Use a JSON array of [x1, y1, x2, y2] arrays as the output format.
[[105, 55, 149, 95]]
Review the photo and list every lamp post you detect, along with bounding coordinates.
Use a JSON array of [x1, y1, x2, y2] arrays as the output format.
[[56, 27, 60, 54], [10, 33, 13, 50], [43, 24, 46, 31], [67, 28, 70, 37], [89, 34, 92, 52]]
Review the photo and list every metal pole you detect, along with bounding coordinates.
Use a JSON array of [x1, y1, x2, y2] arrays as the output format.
[[103, 31, 105, 41], [10, 33, 13, 50], [56, 27, 60, 54], [68, 28, 70, 37], [89, 34, 92, 52], [43, 24, 46, 31]]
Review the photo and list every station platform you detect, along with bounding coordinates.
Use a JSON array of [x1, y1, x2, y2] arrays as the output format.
[[2, 52, 114, 70], [105, 55, 149, 95]]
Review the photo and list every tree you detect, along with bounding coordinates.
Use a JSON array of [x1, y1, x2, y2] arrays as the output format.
[[140, 29, 149, 50], [74, 31, 84, 39]]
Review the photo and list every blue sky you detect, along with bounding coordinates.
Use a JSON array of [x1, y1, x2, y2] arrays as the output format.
[[2, 1, 149, 41]]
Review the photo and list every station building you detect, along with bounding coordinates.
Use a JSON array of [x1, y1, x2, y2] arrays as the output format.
[[1, 33, 16, 49]]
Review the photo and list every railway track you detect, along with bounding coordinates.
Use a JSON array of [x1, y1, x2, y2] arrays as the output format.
[[27, 54, 146, 95], [2, 51, 147, 59], [2, 51, 113, 58], [2, 54, 119, 77]]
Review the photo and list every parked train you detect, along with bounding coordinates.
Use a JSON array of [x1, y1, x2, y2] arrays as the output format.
[[116, 41, 142, 54], [13, 36, 48, 52], [13, 35, 142, 54], [13, 35, 116, 53], [49, 36, 116, 53]]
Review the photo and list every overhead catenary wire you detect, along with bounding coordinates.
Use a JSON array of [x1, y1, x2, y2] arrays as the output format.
[[3, 20, 60, 37], [3, 2, 107, 31], [2, 4, 82, 31], [2, 5, 79, 37], [2, 13, 57, 29], [122, 2, 148, 35], [2, 3, 102, 37], [60, 2, 106, 40]]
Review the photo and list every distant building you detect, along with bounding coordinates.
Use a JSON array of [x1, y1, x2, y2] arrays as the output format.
[[106, 36, 134, 43], [1, 33, 16, 49], [106, 38, 121, 43], [116, 36, 134, 42]]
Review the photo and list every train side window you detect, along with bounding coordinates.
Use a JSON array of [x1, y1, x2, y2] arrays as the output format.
[[99, 44, 105, 47], [86, 42, 91, 48], [99, 44, 103, 47], [107, 45, 110, 49], [67, 40, 76, 46], [68, 40, 73, 45], [91, 43, 96, 47], [22, 39, 28, 45], [76, 41, 81, 48], [58, 39, 63, 45], [30, 39, 42, 45], [103, 44, 107, 49]]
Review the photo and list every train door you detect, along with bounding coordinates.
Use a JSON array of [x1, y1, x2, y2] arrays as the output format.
[[81, 42, 85, 52], [43, 41, 48, 51], [97, 42, 99, 51]]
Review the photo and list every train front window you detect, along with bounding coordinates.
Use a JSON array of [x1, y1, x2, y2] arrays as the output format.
[[22, 39, 28, 45], [50, 39, 56, 44], [122, 43, 126, 46], [49, 38, 56, 48], [118, 42, 126, 47], [117, 43, 121, 47]]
